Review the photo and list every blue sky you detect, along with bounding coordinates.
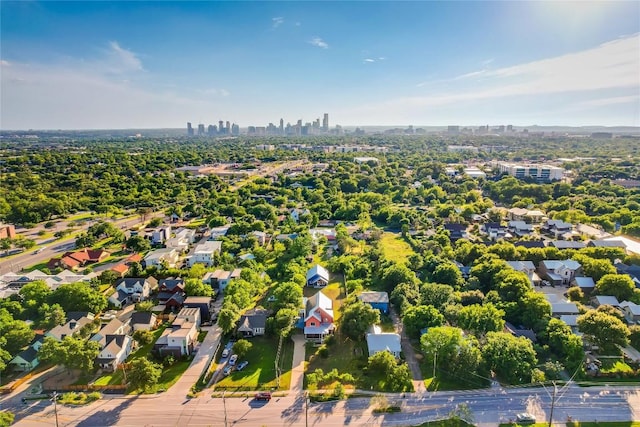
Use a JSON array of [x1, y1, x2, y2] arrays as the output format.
[[1, 1, 639, 129]]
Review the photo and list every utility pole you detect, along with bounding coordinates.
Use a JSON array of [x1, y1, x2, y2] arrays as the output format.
[[305, 392, 309, 427], [52, 391, 59, 427], [548, 381, 557, 427], [223, 391, 228, 427], [432, 350, 438, 379]]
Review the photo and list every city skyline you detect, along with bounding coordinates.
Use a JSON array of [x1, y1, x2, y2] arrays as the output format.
[[1, 1, 639, 130]]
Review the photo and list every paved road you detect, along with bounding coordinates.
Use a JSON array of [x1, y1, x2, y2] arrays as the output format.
[[5, 382, 639, 426], [0, 213, 163, 275]]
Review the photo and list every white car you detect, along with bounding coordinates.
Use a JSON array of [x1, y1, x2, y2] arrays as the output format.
[[236, 361, 249, 371], [223, 365, 233, 376], [229, 354, 238, 366], [515, 413, 536, 424], [221, 348, 230, 358]]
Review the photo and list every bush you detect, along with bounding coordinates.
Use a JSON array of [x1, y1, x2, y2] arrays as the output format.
[[324, 335, 336, 346], [318, 345, 329, 358]]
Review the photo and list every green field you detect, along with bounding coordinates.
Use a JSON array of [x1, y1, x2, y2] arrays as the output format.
[[214, 336, 294, 391], [380, 232, 415, 264]]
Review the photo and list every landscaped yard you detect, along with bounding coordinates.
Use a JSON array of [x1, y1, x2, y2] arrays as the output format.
[[305, 333, 368, 390], [379, 232, 414, 265], [214, 336, 294, 391]]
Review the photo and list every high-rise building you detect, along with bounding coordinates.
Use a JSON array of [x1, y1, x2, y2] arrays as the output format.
[[322, 113, 329, 131], [218, 121, 224, 134], [187, 122, 194, 136], [231, 123, 240, 135], [207, 125, 216, 136], [279, 118, 284, 134], [197, 124, 205, 136], [226, 121, 231, 134]]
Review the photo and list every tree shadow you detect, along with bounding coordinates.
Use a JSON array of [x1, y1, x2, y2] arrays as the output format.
[[75, 396, 138, 427], [280, 393, 305, 425]]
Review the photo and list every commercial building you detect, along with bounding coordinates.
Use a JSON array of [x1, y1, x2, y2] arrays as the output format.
[[497, 162, 564, 182]]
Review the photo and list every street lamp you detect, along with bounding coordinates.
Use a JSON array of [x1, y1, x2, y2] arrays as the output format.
[[222, 390, 228, 427], [305, 392, 309, 427]]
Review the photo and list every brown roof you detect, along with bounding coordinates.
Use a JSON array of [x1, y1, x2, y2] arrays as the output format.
[[126, 253, 142, 263], [111, 264, 129, 275]]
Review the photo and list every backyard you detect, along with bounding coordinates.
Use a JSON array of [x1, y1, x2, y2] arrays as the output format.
[[214, 335, 294, 391], [379, 232, 415, 265]]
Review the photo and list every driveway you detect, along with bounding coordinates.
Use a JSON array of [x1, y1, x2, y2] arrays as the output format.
[[390, 306, 424, 392], [289, 334, 306, 394], [165, 324, 222, 397]]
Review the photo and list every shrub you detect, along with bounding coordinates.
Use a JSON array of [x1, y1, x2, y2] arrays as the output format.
[[318, 345, 329, 358]]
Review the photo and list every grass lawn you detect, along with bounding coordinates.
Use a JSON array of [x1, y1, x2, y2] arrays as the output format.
[[215, 336, 294, 391], [419, 357, 488, 391], [600, 359, 634, 374], [305, 333, 368, 390], [128, 325, 167, 361], [379, 232, 415, 265], [93, 369, 124, 386], [153, 359, 192, 392], [197, 331, 208, 342]]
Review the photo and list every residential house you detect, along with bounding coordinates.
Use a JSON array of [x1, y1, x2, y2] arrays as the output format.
[[507, 207, 529, 221], [591, 295, 620, 308], [145, 225, 171, 245], [303, 291, 335, 343], [549, 241, 586, 250], [209, 269, 242, 293], [9, 334, 45, 372], [306, 264, 330, 288], [166, 228, 196, 253], [482, 222, 509, 241], [90, 318, 130, 347], [573, 277, 596, 294], [110, 263, 129, 277], [290, 208, 311, 223], [559, 315, 580, 333], [543, 220, 574, 238], [515, 241, 546, 249], [144, 248, 180, 269], [507, 260, 541, 286], [620, 301, 640, 324], [539, 260, 582, 286], [238, 253, 256, 263], [175, 307, 202, 329], [508, 221, 534, 237], [310, 228, 337, 243], [46, 314, 95, 341], [252, 231, 267, 246], [188, 241, 221, 267], [366, 325, 402, 358], [614, 262, 640, 287], [588, 239, 627, 250], [130, 312, 157, 331], [184, 296, 212, 322], [358, 291, 390, 315], [444, 223, 468, 241], [165, 293, 186, 312], [47, 248, 110, 271], [157, 278, 185, 302], [208, 226, 230, 239], [96, 335, 134, 372], [551, 302, 580, 317], [9, 347, 40, 372], [110, 277, 156, 307], [154, 316, 198, 357], [237, 308, 269, 337], [504, 322, 537, 343]]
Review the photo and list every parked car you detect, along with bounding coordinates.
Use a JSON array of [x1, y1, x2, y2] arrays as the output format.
[[267, 295, 276, 302], [236, 361, 249, 371], [515, 413, 536, 424], [255, 392, 272, 401], [221, 348, 230, 358], [229, 354, 238, 365], [223, 365, 233, 376]]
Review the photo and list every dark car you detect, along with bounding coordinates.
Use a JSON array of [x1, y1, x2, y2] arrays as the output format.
[[255, 392, 272, 401]]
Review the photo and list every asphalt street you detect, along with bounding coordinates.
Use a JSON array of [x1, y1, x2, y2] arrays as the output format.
[[3, 383, 639, 426]]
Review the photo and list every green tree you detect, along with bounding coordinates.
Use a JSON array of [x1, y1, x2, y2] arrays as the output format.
[[403, 305, 445, 339], [184, 278, 213, 297], [367, 351, 412, 392], [38, 303, 66, 330], [128, 357, 162, 391], [596, 274, 636, 301], [456, 303, 505, 336], [98, 270, 121, 285], [420, 326, 481, 381], [133, 330, 154, 346], [577, 310, 630, 354], [38, 336, 101, 373], [125, 235, 152, 253], [49, 282, 107, 314], [420, 283, 455, 310], [272, 282, 303, 310], [629, 325, 640, 351], [340, 300, 380, 340], [0, 411, 15, 427], [481, 331, 537, 385], [232, 339, 253, 358], [0, 309, 35, 357], [274, 307, 298, 337], [218, 305, 241, 334], [431, 261, 464, 288], [545, 318, 584, 371]]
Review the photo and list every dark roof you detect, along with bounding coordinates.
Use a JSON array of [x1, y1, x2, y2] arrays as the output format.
[[550, 241, 586, 249], [165, 293, 185, 306], [237, 309, 269, 332], [115, 278, 151, 289], [158, 278, 185, 291], [589, 240, 627, 248], [66, 312, 94, 321], [514, 241, 545, 248], [130, 311, 156, 325], [444, 223, 467, 231], [15, 346, 39, 363], [485, 222, 505, 230], [104, 334, 127, 348]]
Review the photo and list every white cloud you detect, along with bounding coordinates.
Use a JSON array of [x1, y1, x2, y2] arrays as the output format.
[[295, 22, 301, 27], [272, 17, 284, 29], [577, 95, 639, 108], [364, 58, 375, 63], [309, 37, 328, 49], [202, 88, 230, 97], [0, 60, 10, 66], [105, 41, 144, 73]]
